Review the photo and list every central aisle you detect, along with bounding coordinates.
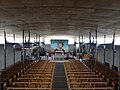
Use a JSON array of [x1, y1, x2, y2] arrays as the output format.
[[52, 62, 68, 90]]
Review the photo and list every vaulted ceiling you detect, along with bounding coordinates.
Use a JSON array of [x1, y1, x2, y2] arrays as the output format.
[[0, 0, 120, 38]]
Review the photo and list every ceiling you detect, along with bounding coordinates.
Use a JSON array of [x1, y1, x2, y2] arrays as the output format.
[[0, 0, 120, 38]]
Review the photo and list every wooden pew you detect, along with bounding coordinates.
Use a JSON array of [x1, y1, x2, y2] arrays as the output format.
[[17, 78, 52, 82], [1, 60, 34, 86], [4, 60, 55, 90], [83, 60, 119, 89], [64, 60, 115, 90]]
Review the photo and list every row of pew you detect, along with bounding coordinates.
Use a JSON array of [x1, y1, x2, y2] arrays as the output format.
[[2, 60, 55, 90], [83, 60, 119, 89], [1, 60, 34, 89], [64, 60, 115, 90]]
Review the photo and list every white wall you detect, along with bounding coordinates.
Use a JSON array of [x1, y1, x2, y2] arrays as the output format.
[[97, 46, 104, 64], [43, 44, 52, 52], [69, 44, 75, 52], [6, 45, 13, 66], [114, 46, 120, 67], [0, 45, 4, 70], [15, 49, 21, 63], [105, 46, 113, 68], [0, 44, 21, 70], [97, 45, 120, 69]]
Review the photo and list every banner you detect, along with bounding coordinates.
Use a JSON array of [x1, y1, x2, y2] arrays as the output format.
[[51, 39, 68, 51]]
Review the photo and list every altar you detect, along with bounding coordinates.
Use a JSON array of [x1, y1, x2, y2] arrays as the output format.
[[54, 50, 65, 60]]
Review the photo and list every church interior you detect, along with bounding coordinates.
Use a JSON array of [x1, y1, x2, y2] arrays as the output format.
[[0, 0, 120, 90]]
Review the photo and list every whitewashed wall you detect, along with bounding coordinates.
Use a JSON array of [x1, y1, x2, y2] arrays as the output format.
[[0, 45, 4, 70], [114, 46, 120, 67], [97, 45, 120, 68], [97, 46, 104, 64], [105, 45, 113, 68], [0, 44, 21, 70]]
